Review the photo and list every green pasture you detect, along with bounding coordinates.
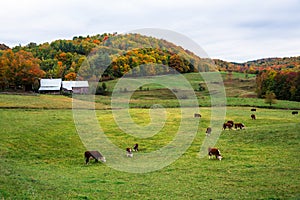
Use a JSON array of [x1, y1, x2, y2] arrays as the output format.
[[101, 72, 256, 94], [0, 94, 299, 199]]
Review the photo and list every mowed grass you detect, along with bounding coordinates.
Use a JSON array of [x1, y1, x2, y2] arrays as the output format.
[[0, 102, 299, 199], [0, 94, 109, 109]]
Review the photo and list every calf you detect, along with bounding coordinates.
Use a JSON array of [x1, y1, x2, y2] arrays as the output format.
[[251, 108, 256, 112], [251, 114, 256, 120], [126, 148, 133, 158], [208, 147, 222, 160], [235, 123, 245, 129], [133, 143, 139, 152], [206, 127, 212, 136], [84, 151, 106, 164], [292, 111, 298, 115], [223, 122, 233, 130], [194, 113, 201, 118]]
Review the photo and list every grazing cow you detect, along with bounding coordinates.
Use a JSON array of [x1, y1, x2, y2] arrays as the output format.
[[227, 120, 234, 126], [251, 108, 256, 112], [133, 143, 139, 152], [208, 147, 222, 160], [126, 148, 133, 158], [235, 123, 245, 129], [194, 113, 201, 118], [84, 151, 106, 164], [292, 111, 298, 115], [251, 114, 256, 120], [206, 127, 212, 136], [223, 122, 233, 130]]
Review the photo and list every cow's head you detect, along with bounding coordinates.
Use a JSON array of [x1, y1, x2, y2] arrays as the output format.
[[100, 156, 106, 163], [217, 155, 223, 160]]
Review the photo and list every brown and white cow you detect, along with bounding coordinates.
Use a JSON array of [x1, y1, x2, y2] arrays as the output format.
[[251, 114, 256, 120], [206, 127, 212, 136], [126, 148, 133, 158], [208, 147, 222, 160], [227, 120, 234, 126], [84, 151, 106, 164], [223, 122, 233, 130], [235, 123, 245, 129]]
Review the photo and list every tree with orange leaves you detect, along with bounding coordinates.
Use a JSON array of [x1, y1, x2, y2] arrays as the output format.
[[0, 49, 44, 90]]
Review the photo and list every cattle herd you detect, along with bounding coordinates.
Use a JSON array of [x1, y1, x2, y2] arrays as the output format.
[[85, 108, 298, 164], [203, 109, 255, 160]]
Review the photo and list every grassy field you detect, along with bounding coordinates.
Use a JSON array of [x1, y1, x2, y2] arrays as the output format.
[[102, 72, 256, 95], [0, 93, 299, 199]]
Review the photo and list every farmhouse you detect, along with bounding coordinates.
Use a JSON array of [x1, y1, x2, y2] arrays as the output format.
[[62, 81, 89, 94], [38, 79, 62, 94]]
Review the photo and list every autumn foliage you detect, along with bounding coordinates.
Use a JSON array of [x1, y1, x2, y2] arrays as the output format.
[[256, 70, 300, 101], [0, 50, 45, 90], [0, 32, 299, 101]]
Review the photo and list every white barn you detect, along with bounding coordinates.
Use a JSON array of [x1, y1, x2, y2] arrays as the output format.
[[62, 81, 89, 94], [38, 79, 62, 93]]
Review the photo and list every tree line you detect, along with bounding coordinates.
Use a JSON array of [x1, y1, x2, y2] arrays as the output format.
[[215, 56, 300, 74], [256, 70, 300, 101]]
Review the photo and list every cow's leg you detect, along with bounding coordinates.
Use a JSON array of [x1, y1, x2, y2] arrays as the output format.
[[85, 157, 89, 164]]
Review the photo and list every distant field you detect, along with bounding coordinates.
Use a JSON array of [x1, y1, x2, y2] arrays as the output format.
[[102, 72, 256, 96], [0, 95, 299, 199], [1, 92, 300, 110]]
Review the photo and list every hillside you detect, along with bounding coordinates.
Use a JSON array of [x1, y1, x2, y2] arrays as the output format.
[[214, 56, 300, 73], [0, 33, 220, 91], [1, 32, 300, 102]]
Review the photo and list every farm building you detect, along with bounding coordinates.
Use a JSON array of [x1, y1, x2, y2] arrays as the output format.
[[38, 79, 62, 94], [62, 81, 89, 94]]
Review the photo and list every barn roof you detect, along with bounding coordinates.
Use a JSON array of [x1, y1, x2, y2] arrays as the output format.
[[39, 79, 62, 91], [62, 81, 89, 91]]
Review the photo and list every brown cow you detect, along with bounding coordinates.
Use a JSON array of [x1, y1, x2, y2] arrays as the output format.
[[223, 122, 233, 130], [126, 148, 133, 158], [194, 113, 201, 118], [84, 151, 106, 164], [251, 114, 256, 120], [235, 123, 245, 129], [208, 147, 222, 160], [133, 143, 139, 152], [206, 127, 212, 136]]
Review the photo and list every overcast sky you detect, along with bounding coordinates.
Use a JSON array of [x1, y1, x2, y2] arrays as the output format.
[[1, 0, 299, 62]]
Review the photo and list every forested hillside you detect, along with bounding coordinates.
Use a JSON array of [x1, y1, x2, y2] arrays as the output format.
[[0, 33, 216, 90], [214, 56, 300, 74]]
